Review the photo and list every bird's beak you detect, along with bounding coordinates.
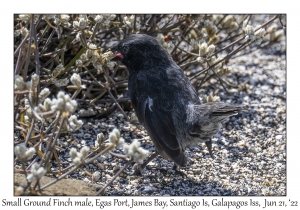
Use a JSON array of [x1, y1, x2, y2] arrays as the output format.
[[110, 52, 123, 61], [110, 43, 123, 61]]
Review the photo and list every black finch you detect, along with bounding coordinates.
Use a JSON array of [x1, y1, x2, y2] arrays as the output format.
[[111, 34, 243, 170]]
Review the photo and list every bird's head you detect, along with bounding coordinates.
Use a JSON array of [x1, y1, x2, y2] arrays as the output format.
[[111, 34, 173, 70]]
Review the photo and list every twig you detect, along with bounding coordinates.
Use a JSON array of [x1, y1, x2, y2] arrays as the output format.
[[96, 159, 132, 195], [177, 47, 199, 57], [41, 49, 64, 57], [81, 84, 94, 100], [24, 118, 35, 146], [37, 24, 50, 45], [15, 47, 24, 75], [22, 15, 34, 79], [14, 90, 31, 94], [40, 28, 55, 55], [107, 89, 130, 121], [109, 151, 127, 159], [85, 144, 115, 164], [32, 15, 41, 99], [92, 22, 100, 41], [40, 164, 79, 190], [39, 113, 62, 167], [190, 39, 251, 80], [14, 33, 29, 56], [61, 47, 86, 75], [26, 94, 43, 122], [279, 15, 286, 29], [86, 70, 130, 121]]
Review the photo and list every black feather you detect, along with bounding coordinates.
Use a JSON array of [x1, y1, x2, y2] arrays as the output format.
[[112, 34, 243, 168]]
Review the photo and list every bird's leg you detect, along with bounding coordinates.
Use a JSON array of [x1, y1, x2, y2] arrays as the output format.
[[133, 151, 158, 175], [205, 140, 214, 159], [172, 164, 187, 177]]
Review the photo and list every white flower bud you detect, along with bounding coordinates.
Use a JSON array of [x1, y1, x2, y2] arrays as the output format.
[[229, 22, 239, 32], [15, 144, 36, 161], [95, 133, 104, 148], [73, 21, 79, 28], [109, 128, 124, 146], [16, 186, 24, 195], [80, 53, 88, 61], [20, 27, 28, 36], [89, 43, 97, 50], [27, 163, 46, 182], [27, 174, 36, 183], [37, 167, 46, 177], [60, 15, 70, 23], [24, 115, 29, 123], [199, 42, 208, 56], [73, 157, 81, 166], [70, 146, 89, 166], [221, 15, 234, 28], [244, 25, 255, 41], [108, 14, 116, 20], [255, 27, 265, 39], [207, 44, 215, 56], [93, 62, 103, 70], [51, 92, 77, 114], [70, 73, 82, 87], [267, 24, 277, 33], [95, 15, 103, 23], [68, 115, 83, 131], [19, 14, 31, 23], [78, 15, 87, 30], [15, 144, 26, 160], [80, 146, 89, 158], [123, 140, 149, 163], [25, 147, 36, 160], [109, 133, 118, 144], [202, 93, 220, 103], [107, 61, 115, 68], [196, 57, 204, 63], [31, 74, 39, 89], [56, 98, 65, 110], [57, 91, 65, 98], [156, 33, 164, 44], [38, 88, 50, 103], [32, 162, 40, 171], [70, 148, 77, 159], [75, 59, 83, 67], [113, 128, 120, 140], [14, 75, 26, 91]]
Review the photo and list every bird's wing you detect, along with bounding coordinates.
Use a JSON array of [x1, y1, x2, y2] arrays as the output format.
[[134, 95, 186, 166], [129, 71, 187, 166]]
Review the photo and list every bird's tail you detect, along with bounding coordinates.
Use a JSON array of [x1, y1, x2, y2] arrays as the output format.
[[195, 102, 244, 123], [186, 102, 244, 158]]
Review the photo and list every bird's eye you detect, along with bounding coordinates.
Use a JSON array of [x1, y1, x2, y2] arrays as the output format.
[[120, 44, 129, 54]]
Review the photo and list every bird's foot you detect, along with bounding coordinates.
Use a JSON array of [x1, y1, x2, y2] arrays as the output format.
[[172, 164, 187, 177], [130, 151, 158, 176], [132, 165, 144, 176]]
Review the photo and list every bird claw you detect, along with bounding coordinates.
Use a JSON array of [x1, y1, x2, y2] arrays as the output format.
[[172, 164, 187, 177], [132, 167, 143, 176]]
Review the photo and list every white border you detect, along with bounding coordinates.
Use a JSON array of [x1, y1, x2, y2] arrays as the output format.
[[3, 1, 297, 209]]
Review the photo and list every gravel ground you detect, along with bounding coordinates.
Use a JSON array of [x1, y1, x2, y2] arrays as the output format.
[[49, 31, 285, 196], [15, 15, 286, 196]]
